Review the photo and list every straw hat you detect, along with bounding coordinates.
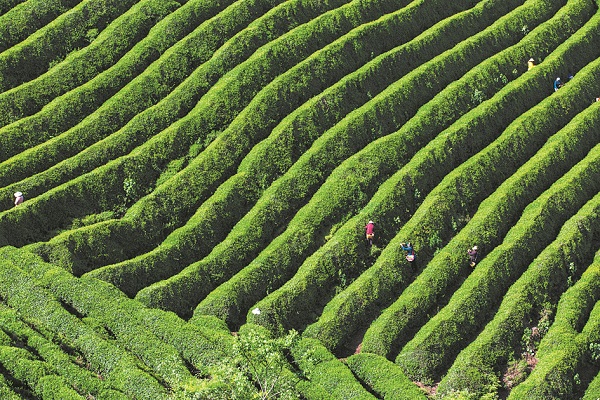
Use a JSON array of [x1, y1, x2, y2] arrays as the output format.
[[368, 220, 374, 224], [473, 245, 478, 250], [14, 192, 22, 198], [529, 58, 534, 62]]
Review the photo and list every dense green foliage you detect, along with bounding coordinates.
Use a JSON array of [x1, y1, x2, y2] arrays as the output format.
[[1, 0, 599, 397]]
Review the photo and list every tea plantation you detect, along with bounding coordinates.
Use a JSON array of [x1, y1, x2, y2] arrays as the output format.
[[0, 0, 599, 398]]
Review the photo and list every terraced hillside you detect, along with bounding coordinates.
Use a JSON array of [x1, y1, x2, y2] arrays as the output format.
[[1, 0, 600, 398]]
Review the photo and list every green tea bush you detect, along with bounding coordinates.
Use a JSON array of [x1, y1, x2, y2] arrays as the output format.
[[86, 0, 478, 295], [436, 108, 600, 398], [395, 142, 600, 384], [15, 0, 421, 271], [346, 353, 427, 399], [291, 337, 375, 399], [0, 0, 139, 92], [361, 6, 600, 359], [0, 0, 179, 128], [303, 0, 596, 355], [248, 0, 584, 338], [0, 0, 80, 54]]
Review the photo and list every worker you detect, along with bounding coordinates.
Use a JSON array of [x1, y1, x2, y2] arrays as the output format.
[[401, 242, 416, 262], [13, 192, 24, 207], [527, 58, 535, 70], [365, 220, 375, 246], [468, 245, 478, 267], [554, 77, 562, 91]]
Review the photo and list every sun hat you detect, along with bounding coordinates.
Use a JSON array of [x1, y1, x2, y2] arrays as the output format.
[[473, 245, 478, 250], [529, 58, 534, 61], [368, 220, 374, 224], [14, 192, 22, 198]]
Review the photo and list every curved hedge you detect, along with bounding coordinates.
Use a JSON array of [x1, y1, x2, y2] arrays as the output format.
[[508, 280, 600, 399], [188, 0, 530, 329], [0, 249, 170, 399], [0, 0, 266, 172], [395, 140, 600, 384], [346, 353, 427, 399], [0, 0, 25, 16], [360, 7, 600, 359], [131, 0, 510, 317], [302, 0, 597, 355], [0, 0, 81, 54], [15, 0, 422, 269], [291, 337, 376, 399], [0, 0, 179, 128], [0, 0, 139, 92], [0, 305, 127, 399], [436, 103, 600, 398], [247, 0, 585, 338], [87, 0, 520, 304], [0, 0, 345, 211]]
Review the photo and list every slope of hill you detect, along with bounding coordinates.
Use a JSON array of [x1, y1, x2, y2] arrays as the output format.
[[1, 0, 599, 398]]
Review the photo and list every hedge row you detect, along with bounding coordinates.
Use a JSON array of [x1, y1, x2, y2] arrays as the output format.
[[0, 0, 179, 129], [0, 305, 128, 398], [0, 0, 345, 214], [89, 0, 521, 301], [435, 106, 600, 398], [0, 0, 25, 16], [506, 258, 600, 399], [345, 353, 427, 399], [583, 370, 600, 400], [85, 0, 492, 293], [18, 0, 424, 269], [0, 0, 265, 172], [130, 0, 507, 316], [301, 0, 597, 355], [247, 0, 587, 338], [188, 0, 534, 327], [0, 346, 83, 399], [0, 0, 139, 93], [0, 246, 233, 380], [395, 137, 600, 384], [0, 0, 80, 54], [0, 378, 21, 400], [0, 249, 170, 399], [0, 0, 352, 234], [291, 337, 375, 399], [359, 8, 600, 359]]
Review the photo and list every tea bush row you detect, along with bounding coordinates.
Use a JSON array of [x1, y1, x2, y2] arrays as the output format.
[[0, 305, 127, 398], [435, 103, 600, 397], [359, 5, 600, 358], [0, 0, 346, 216], [0, 0, 359, 247], [0, 248, 170, 398], [128, 0, 504, 316], [345, 353, 427, 399], [0, 0, 265, 170], [291, 337, 375, 399], [508, 265, 600, 399], [0, 0, 139, 92], [247, 0, 581, 338], [0, 0, 25, 16], [395, 138, 600, 384], [0, 0, 179, 128], [0, 0, 80, 54], [302, 0, 596, 355], [189, 0, 536, 329], [16, 0, 424, 270]]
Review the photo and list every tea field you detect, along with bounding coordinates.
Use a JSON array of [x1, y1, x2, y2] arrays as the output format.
[[0, 0, 599, 398]]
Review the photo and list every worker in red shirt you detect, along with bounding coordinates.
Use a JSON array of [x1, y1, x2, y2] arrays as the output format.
[[365, 220, 375, 246]]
